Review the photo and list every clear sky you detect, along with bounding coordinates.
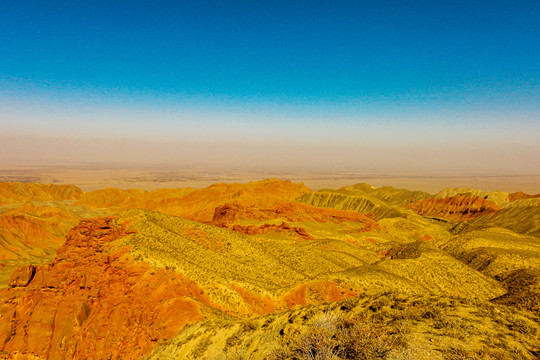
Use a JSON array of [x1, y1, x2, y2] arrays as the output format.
[[1, 0, 539, 173]]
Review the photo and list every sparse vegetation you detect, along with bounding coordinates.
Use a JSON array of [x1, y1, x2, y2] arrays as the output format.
[[3, 180, 540, 359], [267, 309, 400, 360], [145, 293, 540, 359]]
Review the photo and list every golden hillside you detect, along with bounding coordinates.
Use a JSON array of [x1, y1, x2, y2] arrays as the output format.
[[146, 293, 539, 360], [0, 180, 539, 359], [0, 182, 83, 204], [76, 178, 312, 222]]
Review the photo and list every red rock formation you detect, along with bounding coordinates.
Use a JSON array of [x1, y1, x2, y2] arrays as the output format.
[[232, 222, 314, 240], [407, 195, 500, 221], [0, 217, 209, 359], [0, 205, 81, 264], [0, 214, 365, 359], [212, 201, 379, 229], [509, 191, 540, 202], [7, 265, 36, 287], [212, 203, 242, 227], [229, 281, 360, 315]]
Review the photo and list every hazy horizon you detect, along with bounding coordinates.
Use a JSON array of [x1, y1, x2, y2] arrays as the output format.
[[1, 1, 538, 174]]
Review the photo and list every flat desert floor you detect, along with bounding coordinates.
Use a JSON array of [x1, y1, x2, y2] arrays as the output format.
[[1, 165, 539, 193]]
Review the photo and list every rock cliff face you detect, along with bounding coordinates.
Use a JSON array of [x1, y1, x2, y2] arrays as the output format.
[[407, 195, 500, 221], [0, 212, 364, 359], [0, 217, 207, 360]]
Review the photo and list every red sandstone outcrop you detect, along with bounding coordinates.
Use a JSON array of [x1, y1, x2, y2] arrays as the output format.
[[509, 191, 540, 202], [407, 195, 500, 221], [0, 217, 208, 359], [212, 201, 379, 229], [7, 265, 36, 287], [0, 214, 364, 359], [230, 281, 360, 315], [232, 222, 314, 240]]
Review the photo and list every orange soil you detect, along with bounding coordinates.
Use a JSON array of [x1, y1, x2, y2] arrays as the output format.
[[212, 201, 380, 239], [0, 214, 362, 359], [283, 281, 360, 308], [407, 195, 500, 221], [0, 218, 208, 359], [509, 191, 540, 202], [0, 205, 80, 260]]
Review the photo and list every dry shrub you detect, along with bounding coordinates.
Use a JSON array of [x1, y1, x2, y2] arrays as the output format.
[[282, 310, 400, 360], [296, 329, 341, 360], [310, 310, 344, 332], [293, 310, 343, 360], [223, 348, 255, 360], [337, 317, 397, 359], [444, 347, 498, 360], [242, 318, 258, 332], [433, 315, 471, 334], [267, 344, 293, 360], [192, 336, 212, 358]]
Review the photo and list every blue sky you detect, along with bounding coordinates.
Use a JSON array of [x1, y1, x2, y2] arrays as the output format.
[[0, 1, 539, 172]]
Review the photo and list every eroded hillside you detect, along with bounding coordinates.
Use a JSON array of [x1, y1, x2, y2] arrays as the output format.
[[0, 180, 539, 359]]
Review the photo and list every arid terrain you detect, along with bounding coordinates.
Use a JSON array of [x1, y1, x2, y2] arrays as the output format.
[[3, 0, 538, 358], [2, 165, 540, 193], [0, 178, 539, 359]]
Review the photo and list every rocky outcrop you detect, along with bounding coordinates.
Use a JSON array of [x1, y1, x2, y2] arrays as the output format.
[[407, 195, 500, 221], [509, 191, 540, 202], [212, 202, 243, 227], [212, 201, 380, 230], [0, 217, 207, 359], [7, 265, 35, 287], [232, 222, 314, 240], [435, 187, 509, 207], [211, 201, 381, 239]]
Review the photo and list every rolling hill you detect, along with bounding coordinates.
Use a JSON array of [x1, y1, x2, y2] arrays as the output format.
[[0, 180, 539, 359]]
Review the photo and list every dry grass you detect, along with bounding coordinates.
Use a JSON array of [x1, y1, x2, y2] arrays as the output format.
[[269, 310, 400, 360], [146, 291, 540, 359]]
